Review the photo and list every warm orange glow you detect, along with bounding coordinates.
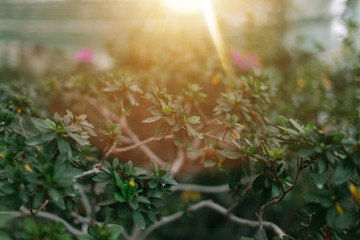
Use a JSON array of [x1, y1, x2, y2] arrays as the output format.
[[161, 0, 203, 14], [161, 0, 229, 74], [200, 0, 229, 73]]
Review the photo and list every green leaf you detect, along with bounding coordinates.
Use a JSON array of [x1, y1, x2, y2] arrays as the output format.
[[155, 122, 168, 140], [331, 132, 346, 144], [218, 150, 242, 159], [68, 132, 89, 146], [98, 199, 118, 206], [148, 181, 158, 189], [289, 118, 304, 133], [137, 196, 151, 204], [147, 211, 158, 223], [31, 117, 52, 133], [41, 132, 57, 142], [44, 119, 57, 130], [48, 188, 61, 202], [187, 116, 200, 124], [132, 210, 146, 230], [186, 124, 203, 139], [254, 229, 268, 240], [57, 137, 72, 155], [160, 176, 178, 185], [143, 116, 162, 123], [278, 115, 288, 126], [78, 236, 94, 240], [109, 225, 123, 240], [114, 192, 127, 203], [0, 231, 12, 240], [0, 214, 13, 228], [25, 134, 46, 145], [129, 199, 139, 209], [253, 174, 266, 192], [334, 159, 354, 185]]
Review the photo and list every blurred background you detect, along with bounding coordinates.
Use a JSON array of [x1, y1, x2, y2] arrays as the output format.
[[1, 1, 360, 239], [1, 0, 360, 74]]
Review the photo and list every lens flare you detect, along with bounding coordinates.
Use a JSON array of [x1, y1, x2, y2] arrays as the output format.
[[161, 0, 229, 74], [200, 0, 229, 73], [161, 0, 202, 14]]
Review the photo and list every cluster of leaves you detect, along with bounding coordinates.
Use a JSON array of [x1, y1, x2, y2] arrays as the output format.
[[78, 224, 123, 240], [102, 74, 143, 116], [214, 74, 273, 133], [93, 159, 177, 230], [143, 87, 202, 150]]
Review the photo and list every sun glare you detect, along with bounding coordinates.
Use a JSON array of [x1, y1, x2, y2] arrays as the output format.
[[160, 0, 202, 14], [161, 0, 229, 74]]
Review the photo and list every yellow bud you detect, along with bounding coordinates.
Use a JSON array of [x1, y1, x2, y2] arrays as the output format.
[[181, 190, 201, 202], [297, 79, 306, 88], [129, 180, 135, 187], [350, 184, 360, 203], [85, 156, 94, 162], [335, 202, 344, 215], [25, 164, 32, 172], [0, 153, 5, 158], [321, 74, 332, 90], [16, 108, 22, 114], [211, 75, 219, 85]]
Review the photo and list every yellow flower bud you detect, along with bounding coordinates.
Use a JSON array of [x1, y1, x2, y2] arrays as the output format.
[[25, 164, 32, 172], [129, 180, 135, 187], [0, 153, 5, 158], [335, 202, 344, 215], [350, 184, 360, 203]]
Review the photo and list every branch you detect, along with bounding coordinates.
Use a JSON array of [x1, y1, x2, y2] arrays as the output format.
[[119, 116, 165, 166], [141, 200, 287, 239], [170, 147, 186, 177], [112, 135, 173, 154], [74, 184, 92, 232], [258, 156, 307, 230], [171, 184, 229, 193], [9, 207, 85, 236]]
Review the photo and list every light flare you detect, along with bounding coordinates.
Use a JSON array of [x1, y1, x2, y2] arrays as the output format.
[[200, 0, 229, 74], [161, 0, 229, 74]]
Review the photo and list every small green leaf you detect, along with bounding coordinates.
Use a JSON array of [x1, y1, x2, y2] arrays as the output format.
[[98, 199, 118, 206], [48, 188, 60, 202], [57, 137, 72, 155], [187, 116, 200, 124], [132, 210, 146, 230], [25, 134, 46, 145], [44, 119, 57, 130], [155, 122, 168, 140], [143, 116, 162, 123], [137, 196, 151, 204]]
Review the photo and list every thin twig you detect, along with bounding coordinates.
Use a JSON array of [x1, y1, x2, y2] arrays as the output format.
[[112, 135, 173, 154], [258, 155, 307, 230], [10, 206, 85, 235], [141, 200, 287, 239], [171, 184, 229, 193]]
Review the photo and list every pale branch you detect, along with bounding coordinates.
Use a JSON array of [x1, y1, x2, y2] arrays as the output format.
[[141, 200, 287, 239], [9, 207, 85, 236], [119, 116, 165, 166], [171, 183, 229, 193], [70, 212, 130, 240], [74, 184, 92, 232], [112, 135, 173, 154], [170, 147, 185, 177]]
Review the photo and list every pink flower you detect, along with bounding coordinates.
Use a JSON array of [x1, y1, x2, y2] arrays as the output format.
[[231, 51, 260, 71], [75, 47, 93, 63]]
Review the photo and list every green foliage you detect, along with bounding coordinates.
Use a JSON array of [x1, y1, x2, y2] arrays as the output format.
[[95, 159, 177, 229]]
